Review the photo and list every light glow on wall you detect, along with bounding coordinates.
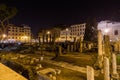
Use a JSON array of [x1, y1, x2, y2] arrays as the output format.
[[104, 29, 109, 33], [2, 34, 6, 38]]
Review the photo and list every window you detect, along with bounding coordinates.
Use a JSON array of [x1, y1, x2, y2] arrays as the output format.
[[114, 30, 118, 35]]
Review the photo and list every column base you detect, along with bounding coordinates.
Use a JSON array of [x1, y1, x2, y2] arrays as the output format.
[[111, 73, 119, 80]]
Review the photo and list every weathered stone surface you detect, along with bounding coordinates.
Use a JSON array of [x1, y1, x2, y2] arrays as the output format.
[[104, 57, 110, 80], [112, 54, 117, 75], [114, 43, 119, 52], [67, 45, 70, 52], [71, 45, 73, 52], [94, 30, 103, 69], [59, 46, 62, 55], [87, 66, 94, 80], [38, 68, 57, 75], [43, 59, 99, 77], [73, 43, 76, 51], [111, 54, 119, 79], [79, 42, 83, 53], [0, 63, 27, 80], [98, 30, 103, 56], [104, 35, 111, 59]]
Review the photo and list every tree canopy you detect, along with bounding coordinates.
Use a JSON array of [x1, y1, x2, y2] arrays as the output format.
[[83, 18, 98, 42], [0, 4, 17, 35]]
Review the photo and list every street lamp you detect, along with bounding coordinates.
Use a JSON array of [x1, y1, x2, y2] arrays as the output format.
[[47, 31, 50, 34], [47, 31, 50, 43], [66, 28, 68, 41], [2, 34, 6, 43], [2, 34, 6, 38], [23, 36, 28, 43]]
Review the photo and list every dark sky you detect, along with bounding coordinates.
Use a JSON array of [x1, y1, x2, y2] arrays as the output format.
[[1, 0, 120, 36]]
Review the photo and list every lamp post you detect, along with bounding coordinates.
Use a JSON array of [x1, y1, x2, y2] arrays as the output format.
[[66, 28, 68, 41]]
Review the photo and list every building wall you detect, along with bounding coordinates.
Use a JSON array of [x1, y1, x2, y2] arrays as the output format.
[[38, 28, 61, 42], [70, 23, 86, 41], [59, 23, 86, 42], [60, 28, 72, 42], [7, 24, 31, 43], [98, 20, 120, 41]]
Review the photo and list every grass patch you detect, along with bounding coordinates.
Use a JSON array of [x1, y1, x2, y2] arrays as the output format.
[[41, 62, 87, 80], [117, 55, 120, 65], [53, 54, 96, 67], [41, 62, 103, 80]]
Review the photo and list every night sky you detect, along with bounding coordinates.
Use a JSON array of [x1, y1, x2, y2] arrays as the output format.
[[0, 0, 120, 36]]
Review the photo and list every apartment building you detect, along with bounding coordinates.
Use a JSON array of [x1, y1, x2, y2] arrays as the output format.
[[7, 24, 31, 43], [59, 23, 86, 42], [59, 28, 71, 42], [70, 23, 86, 41]]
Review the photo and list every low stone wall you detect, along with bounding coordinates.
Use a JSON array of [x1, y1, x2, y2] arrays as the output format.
[[0, 63, 27, 80]]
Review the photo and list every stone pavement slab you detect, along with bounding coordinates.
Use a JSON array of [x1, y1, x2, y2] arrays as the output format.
[[0, 63, 27, 80]]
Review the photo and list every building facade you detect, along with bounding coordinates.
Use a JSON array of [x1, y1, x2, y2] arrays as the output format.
[[7, 24, 31, 43], [59, 28, 71, 42], [59, 23, 86, 42], [97, 20, 120, 42], [38, 28, 61, 43], [70, 23, 86, 41]]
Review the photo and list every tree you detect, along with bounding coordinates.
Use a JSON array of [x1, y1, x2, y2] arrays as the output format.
[[83, 18, 98, 42], [0, 4, 17, 38]]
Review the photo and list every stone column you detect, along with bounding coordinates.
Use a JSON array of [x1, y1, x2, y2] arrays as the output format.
[[98, 30, 103, 68], [71, 45, 73, 52], [104, 57, 110, 80], [59, 46, 62, 55], [67, 45, 70, 52], [46, 35, 48, 43], [112, 54, 117, 75], [38, 37, 41, 46], [98, 30, 103, 56], [76, 42, 79, 52], [88, 43, 92, 50], [118, 41, 120, 53], [112, 53, 119, 78], [73, 43, 76, 52], [87, 66, 94, 80], [104, 35, 111, 58], [42, 35, 45, 43], [49, 34, 52, 43], [79, 42, 82, 53], [113, 43, 118, 52], [94, 30, 103, 69], [83, 43, 86, 50]]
